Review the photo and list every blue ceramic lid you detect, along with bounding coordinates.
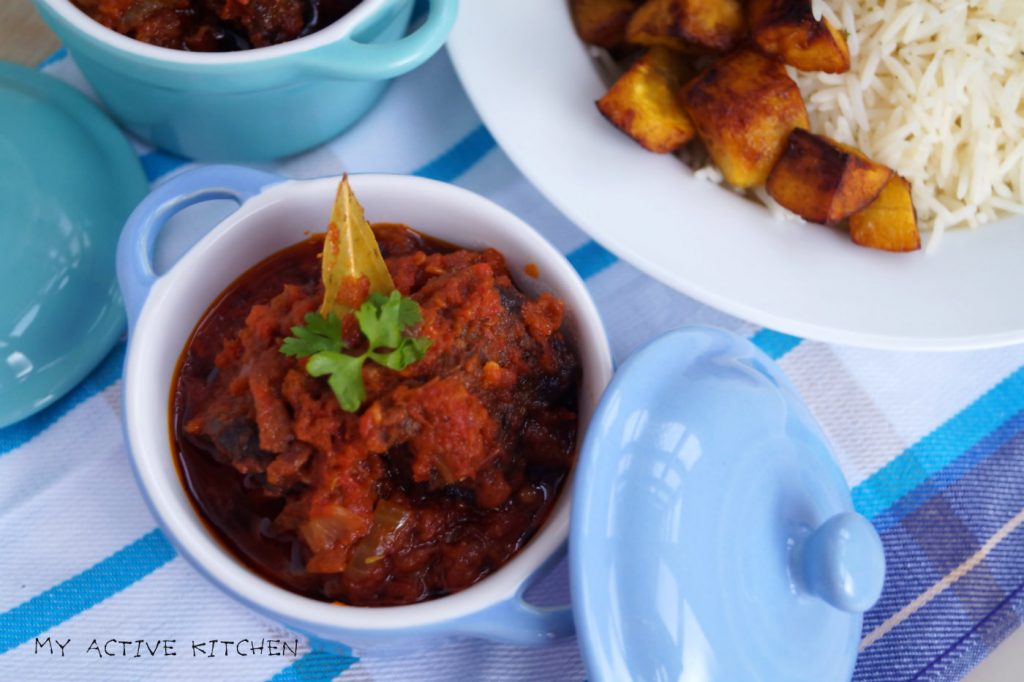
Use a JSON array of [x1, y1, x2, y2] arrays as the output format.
[[570, 327, 885, 682], [0, 62, 147, 428]]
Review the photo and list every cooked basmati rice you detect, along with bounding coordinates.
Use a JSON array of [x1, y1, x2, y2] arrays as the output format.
[[798, 0, 1024, 247]]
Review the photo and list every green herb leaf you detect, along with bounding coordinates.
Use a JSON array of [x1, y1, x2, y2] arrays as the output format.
[[306, 351, 367, 413], [280, 312, 343, 357], [279, 294, 430, 413], [355, 291, 401, 350], [371, 336, 433, 371], [355, 290, 424, 351], [396, 295, 422, 328], [366, 291, 423, 329]]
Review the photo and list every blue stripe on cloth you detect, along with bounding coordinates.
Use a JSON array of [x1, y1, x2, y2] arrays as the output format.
[[869, 409, 1024, 536], [140, 150, 190, 182], [857, 572, 1019, 681], [908, 571, 1024, 680], [854, 425, 1024, 679], [37, 48, 67, 70], [861, 408, 1024, 629], [268, 648, 359, 682], [750, 329, 803, 360], [0, 529, 175, 655], [859, 536, 1024, 681], [0, 343, 125, 457], [566, 240, 618, 280], [412, 125, 497, 182], [853, 366, 1024, 521]]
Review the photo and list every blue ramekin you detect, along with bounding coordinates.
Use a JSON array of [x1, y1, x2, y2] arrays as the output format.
[[31, 0, 457, 161], [115, 166, 614, 651]]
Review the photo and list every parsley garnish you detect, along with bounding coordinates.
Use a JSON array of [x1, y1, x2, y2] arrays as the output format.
[[279, 312, 343, 357], [281, 291, 431, 412]]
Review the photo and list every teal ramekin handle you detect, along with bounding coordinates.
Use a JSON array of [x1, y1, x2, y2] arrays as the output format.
[[297, 0, 458, 80], [116, 165, 282, 329]]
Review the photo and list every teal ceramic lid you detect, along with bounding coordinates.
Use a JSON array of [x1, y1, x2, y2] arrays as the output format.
[[0, 62, 147, 428], [570, 327, 886, 682]]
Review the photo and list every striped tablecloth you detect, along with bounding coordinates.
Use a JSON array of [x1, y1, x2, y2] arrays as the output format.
[[3, 40, 1024, 682]]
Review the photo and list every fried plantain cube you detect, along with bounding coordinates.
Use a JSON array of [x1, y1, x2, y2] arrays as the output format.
[[849, 175, 921, 252], [766, 129, 894, 224], [596, 47, 696, 152], [625, 0, 744, 52], [748, 0, 850, 73], [679, 49, 809, 188], [570, 0, 643, 48]]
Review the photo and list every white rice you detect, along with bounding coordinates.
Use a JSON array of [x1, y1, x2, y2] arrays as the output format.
[[796, 0, 1024, 246], [693, 165, 725, 183]]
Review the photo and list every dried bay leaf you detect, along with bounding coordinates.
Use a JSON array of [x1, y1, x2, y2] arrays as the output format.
[[319, 175, 396, 319]]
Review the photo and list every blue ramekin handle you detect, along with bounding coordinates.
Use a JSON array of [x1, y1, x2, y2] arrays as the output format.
[[451, 547, 575, 645], [298, 0, 458, 80], [116, 165, 282, 329], [468, 595, 575, 646]]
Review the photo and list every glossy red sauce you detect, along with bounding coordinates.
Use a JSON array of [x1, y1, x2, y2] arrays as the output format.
[[71, 0, 361, 51], [171, 225, 581, 606]]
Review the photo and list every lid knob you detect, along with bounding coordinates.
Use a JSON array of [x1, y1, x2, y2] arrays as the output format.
[[794, 512, 885, 613]]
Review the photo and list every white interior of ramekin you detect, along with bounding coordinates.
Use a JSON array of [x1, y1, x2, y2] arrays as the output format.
[[36, 0, 391, 64], [123, 174, 612, 633]]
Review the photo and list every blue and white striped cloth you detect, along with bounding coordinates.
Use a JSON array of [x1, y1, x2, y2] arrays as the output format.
[[4, 40, 1024, 682]]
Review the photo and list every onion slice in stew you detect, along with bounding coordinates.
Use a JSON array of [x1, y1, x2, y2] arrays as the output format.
[[344, 500, 413, 579]]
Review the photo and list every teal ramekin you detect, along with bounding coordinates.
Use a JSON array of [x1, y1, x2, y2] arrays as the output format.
[[31, 0, 457, 161]]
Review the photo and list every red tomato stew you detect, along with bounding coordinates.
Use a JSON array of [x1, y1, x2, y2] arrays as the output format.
[[171, 225, 581, 606], [71, 0, 361, 51]]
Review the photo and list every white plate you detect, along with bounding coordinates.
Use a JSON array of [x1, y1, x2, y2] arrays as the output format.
[[447, 0, 1024, 351]]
